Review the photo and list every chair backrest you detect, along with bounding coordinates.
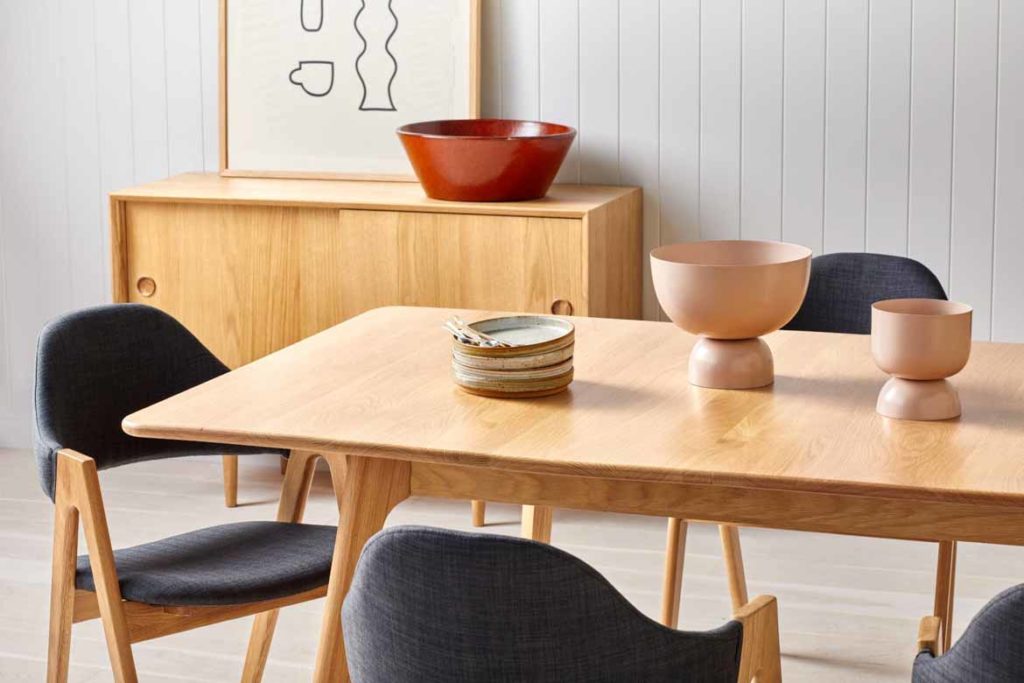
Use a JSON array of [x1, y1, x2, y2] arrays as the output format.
[[785, 253, 946, 334], [34, 304, 240, 501], [914, 584, 1024, 682], [343, 526, 744, 683]]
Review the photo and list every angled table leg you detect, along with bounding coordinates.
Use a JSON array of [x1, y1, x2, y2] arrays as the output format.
[[661, 518, 688, 628], [934, 540, 957, 654], [313, 454, 410, 683]]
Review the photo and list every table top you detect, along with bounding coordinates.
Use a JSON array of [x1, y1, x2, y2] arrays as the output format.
[[124, 307, 1024, 506], [110, 173, 639, 218]]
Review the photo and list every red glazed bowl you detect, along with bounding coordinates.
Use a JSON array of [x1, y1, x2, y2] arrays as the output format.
[[397, 119, 576, 202]]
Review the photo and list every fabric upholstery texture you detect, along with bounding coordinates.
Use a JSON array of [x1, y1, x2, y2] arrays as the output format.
[[34, 304, 285, 501], [343, 526, 744, 683], [913, 584, 1024, 682], [75, 521, 336, 606], [784, 253, 947, 334]]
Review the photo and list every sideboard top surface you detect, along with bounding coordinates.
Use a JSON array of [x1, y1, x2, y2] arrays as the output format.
[[111, 173, 640, 218]]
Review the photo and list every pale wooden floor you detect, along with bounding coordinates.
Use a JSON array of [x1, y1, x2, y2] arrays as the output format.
[[2, 449, 1022, 682]]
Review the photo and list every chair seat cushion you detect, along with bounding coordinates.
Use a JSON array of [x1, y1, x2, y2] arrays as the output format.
[[76, 521, 336, 606]]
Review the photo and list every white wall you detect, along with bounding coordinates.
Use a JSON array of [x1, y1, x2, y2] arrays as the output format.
[[1, 0, 1022, 446]]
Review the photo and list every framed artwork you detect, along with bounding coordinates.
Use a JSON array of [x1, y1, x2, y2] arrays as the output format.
[[220, 0, 481, 180]]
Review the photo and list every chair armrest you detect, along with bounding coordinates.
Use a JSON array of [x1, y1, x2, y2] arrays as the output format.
[[732, 594, 776, 621], [918, 615, 941, 655], [734, 595, 782, 683]]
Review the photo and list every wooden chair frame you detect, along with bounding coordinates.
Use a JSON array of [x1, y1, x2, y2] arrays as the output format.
[[917, 614, 942, 657], [220, 454, 291, 508], [733, 595, 783, 683], [47, 449, 330, 683]]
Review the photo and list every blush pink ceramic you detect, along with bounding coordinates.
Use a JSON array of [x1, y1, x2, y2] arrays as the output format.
[[871, 298, 973, 420], [650, 240, 812, 389]]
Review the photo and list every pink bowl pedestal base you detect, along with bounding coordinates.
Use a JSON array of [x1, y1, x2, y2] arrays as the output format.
[[876, 377, 961, 421], [689, 337, 775, 390]]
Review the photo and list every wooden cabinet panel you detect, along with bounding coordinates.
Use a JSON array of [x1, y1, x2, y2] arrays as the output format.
[[333, 209, 585, 318], [125, 202, 334, 368], [113, 174, 641, 369]]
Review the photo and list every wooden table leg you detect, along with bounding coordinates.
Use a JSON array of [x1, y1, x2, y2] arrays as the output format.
[[312, 455, 410, 683], [521, 505, 553, 543], [720, 525, 749, 610], [661, 518, 688, 628], [934, 540, 957, 654]]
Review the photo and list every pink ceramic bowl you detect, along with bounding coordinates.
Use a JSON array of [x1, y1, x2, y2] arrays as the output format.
[[871, 299, 972, 380], [397, 119, 576, 202], [650, 240, 812, 340]]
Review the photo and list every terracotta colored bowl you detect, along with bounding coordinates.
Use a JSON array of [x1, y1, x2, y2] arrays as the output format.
[[871, 299, 972, 380], [397, 119, 576, 202], [650, 240, 812, 340]]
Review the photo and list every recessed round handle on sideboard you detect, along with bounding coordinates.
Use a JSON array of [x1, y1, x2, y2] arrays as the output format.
[[550, 299, 574, 316], [136, 276, 157, 298]]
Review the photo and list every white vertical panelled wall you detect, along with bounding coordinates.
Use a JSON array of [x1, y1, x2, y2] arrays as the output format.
[[1, 0, 1022, 446]]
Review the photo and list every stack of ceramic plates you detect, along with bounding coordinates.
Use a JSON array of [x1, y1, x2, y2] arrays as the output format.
[[451, 316, 575, 398]]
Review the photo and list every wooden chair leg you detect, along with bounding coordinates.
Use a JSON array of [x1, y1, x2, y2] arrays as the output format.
[[521, 505, 553, 543], [934, 540, 957, 654], [734, 595, 783, 683], [241, 611, 280, 683], [47, 498, 79, 683], [242, 451, 319, 682], [222, 455, 239, 508], [720, 525, 749, 610], [661, 518, 688, 628], [471, 500, 486, 527], [312, 454, 410, 683], [59, 452, 138, 682]]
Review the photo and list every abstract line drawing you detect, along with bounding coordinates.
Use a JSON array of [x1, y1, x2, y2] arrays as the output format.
[[300, 0, 323, 32], [289, 61, 335, 97], [353, 0, 398, 111]]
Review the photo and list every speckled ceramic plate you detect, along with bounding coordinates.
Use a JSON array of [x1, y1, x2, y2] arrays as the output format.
[[454, 316, 574, 358]]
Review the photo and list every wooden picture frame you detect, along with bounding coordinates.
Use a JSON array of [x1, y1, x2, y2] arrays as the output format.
[[219, 0, 481, 181]]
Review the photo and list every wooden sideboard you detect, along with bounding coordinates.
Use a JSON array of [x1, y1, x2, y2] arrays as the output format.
[[110, 173, 642, 370]]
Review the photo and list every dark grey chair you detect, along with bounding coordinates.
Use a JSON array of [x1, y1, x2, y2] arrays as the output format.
[[35, 304, 334, 682], [784, 252, 947, 334], [782, 253, 959, 652], [914, 584, 1024, 682], [343, 526, 782, 683]]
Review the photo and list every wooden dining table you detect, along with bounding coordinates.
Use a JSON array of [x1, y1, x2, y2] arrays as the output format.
[[123, 306, 1024, 682]]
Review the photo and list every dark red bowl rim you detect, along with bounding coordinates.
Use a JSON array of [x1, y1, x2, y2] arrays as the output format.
[[397, 119, 577, 142]]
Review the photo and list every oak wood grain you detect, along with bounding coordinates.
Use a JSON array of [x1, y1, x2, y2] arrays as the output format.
[[124, 306, 1024, 507], [112, 172, 641, 218]]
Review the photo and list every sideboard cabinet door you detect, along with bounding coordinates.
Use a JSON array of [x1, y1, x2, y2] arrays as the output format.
[[124, 202, 335, 368], [328, 209, 586, 319]]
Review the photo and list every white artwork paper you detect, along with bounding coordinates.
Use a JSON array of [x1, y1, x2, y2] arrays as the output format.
[[226, 0, 475, 177]]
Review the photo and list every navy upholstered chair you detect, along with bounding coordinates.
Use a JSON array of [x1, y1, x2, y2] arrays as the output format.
[[785, 252, 947, 334], [343, 526, 782, 683], [914, 584, 1024, 682], [35, 304, 334, 682], [782, 252, 960, 652]]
